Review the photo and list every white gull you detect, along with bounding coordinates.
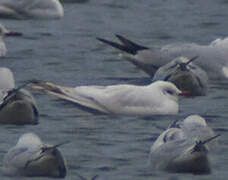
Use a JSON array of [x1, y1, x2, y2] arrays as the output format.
[[30, 80, 186, 116], [149, 115, 219, 174], [152, 56, 208, 96], [97, 34, 228, 80], [0, 0, 64, 19], [0, 67, 39, 124], [2, 133, 67, 177]]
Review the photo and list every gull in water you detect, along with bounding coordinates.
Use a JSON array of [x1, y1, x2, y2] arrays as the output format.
[[149, 115, 220, 174], [97, 34, 228, 80], [2, 133, 67, 177], [0, 0, 64, 19], [0, 67, 39, 124], [0, 24, 22, 57], [152, 56, 208, 96], [30, 80, 187, 116]]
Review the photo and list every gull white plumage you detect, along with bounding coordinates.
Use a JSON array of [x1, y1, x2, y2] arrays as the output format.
[[30, 80, 185, 116], [97, 34, 228, 80], [2, 133, 67, 177], [149, 115, 219, 174], [0, 67, 39, 124], [0, 0, 64, 19]]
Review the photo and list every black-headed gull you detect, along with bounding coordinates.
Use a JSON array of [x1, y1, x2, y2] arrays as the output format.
[[0, 67, 39, 124], [149, 115, 219, 174], [2, 133, 67, 177], [153, 56, 208, 96], [0, 24, 22, 57], [30, 80, 186, 116], [97, 34, 228, 80], [0, 0, 64, 19]]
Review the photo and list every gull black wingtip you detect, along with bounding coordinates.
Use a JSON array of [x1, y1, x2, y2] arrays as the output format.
[[186, 55, 199, 65], [96, 36, 137, 54], [115, 34, 149, 52], [179, 55, 199, 71]]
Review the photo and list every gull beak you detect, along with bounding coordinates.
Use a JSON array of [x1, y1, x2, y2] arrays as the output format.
[[179, 91, 192, 96]]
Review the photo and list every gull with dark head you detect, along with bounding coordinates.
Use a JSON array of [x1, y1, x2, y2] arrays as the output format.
[[0, 0, 64, 19], [30, 80, 186, 116], [0, 67, 39, 124], [149, 115, 219, 174], [2, 133, 67, 177], [97, 34, 228, 80]]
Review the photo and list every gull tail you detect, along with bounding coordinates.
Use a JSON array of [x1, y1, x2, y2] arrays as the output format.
[[97, 34, 149, 55], [29, 80, 110, 114], [191, 134, 221, 153], [179, 56, 199, 71], [29, 79, 64, 95]]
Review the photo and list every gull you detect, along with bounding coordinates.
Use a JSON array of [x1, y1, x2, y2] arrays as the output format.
[[152, 56, 208, 96], [97, 34, 228, 80], [0, 0, 64, 19], [30, 80, 187, 116], [0, 23, 22, 57], [149, 115, 220, 174], [0, 67, 39, 124], [2, 133, 67, 177]]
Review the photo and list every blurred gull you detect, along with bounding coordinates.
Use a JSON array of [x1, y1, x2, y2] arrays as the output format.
[[153, 56, 208, 96], [0, 0, 64, 19], [2, 133, 67, 177], [30, 80, 187, 116], [149, 115, 219, 174], [0, 23, 22, 57], [0, 67, 39, 124], [97, 34, 228, 80]]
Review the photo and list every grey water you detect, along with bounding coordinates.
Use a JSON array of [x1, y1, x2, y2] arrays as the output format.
[[0, 0, 228, 179]]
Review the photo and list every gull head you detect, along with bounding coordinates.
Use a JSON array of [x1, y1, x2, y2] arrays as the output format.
[[2, 133, 67, 178], [154, 81, 184, 102]]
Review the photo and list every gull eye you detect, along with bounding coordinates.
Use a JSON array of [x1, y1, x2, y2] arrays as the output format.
[[166, 89, 174, 95]]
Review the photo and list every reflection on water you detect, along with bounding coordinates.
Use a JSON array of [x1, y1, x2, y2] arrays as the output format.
[[0, 0, 228, 180]]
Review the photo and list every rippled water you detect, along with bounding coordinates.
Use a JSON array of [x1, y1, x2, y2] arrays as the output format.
[[1, 0, 228, 180]]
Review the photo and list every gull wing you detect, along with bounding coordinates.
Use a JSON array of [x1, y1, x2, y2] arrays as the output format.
[[30, 81, 111, 114]]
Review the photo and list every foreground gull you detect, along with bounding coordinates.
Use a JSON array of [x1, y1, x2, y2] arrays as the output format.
[[0, 0, 64, 19], [149, 115, 219, 174], [30, 80, 186, 116], [0, 24, 22, 57], [2, 133, 67, 177], [152, 56, 208, 96], [0, 67, 39, 124], [97, 34, 228, 79]]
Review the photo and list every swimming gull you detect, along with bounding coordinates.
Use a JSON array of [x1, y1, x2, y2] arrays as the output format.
[[149, 115, 219, 174], [0, 0, 64, 19], [152, 56, 208, 96], [0, 67, 39, 124], [2, 133, 67, 177], [97, 34, 228, 80], [30, 80, 187, 116]]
